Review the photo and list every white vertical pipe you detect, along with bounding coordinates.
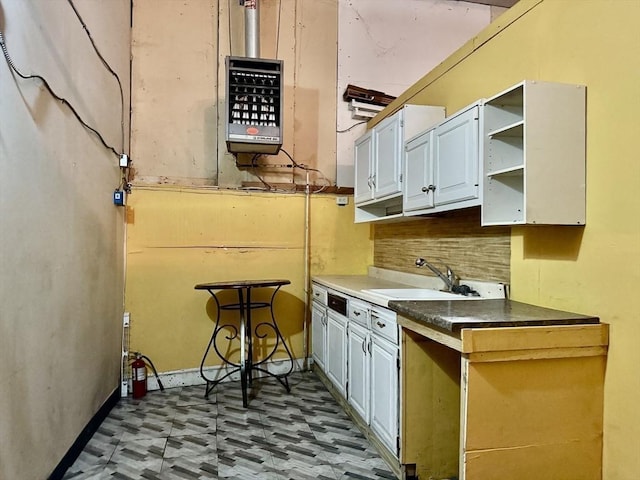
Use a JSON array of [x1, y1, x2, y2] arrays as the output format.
[[244, 0, 260, 58], [303, 170, 311, 370]]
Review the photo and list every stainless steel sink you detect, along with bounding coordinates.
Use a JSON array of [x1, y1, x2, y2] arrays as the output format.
[[362, 288, 483, 301]]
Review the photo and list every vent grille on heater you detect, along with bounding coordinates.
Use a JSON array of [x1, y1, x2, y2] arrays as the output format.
[[225, 56, 283, 155]]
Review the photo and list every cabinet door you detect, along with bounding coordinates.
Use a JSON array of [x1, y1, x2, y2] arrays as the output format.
[[348, 321, 370, 423], [404, 130, 435, 212], [354, 131, 374, 204], [434, 105, 479, 206], [326, 311, 348, 397], [374, 113, 402, 199], [311, 302, 326, 371], [370, 335, 399, 454]]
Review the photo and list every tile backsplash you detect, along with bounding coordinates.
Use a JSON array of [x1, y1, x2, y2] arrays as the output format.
[[373, 207, 510, 284]]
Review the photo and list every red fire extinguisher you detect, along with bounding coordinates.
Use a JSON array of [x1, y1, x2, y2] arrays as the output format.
[[131, 353, 147, 399], [130, 352, 164, 399]]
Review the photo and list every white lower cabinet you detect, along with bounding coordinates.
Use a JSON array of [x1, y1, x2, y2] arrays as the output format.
[[347, 303, 400, 457], [347, 321, 370, 423], [326, 310, 348, 397], [370, 334, 399, 454], [312, 283, 400, 460], [311, 301, 327, 371]]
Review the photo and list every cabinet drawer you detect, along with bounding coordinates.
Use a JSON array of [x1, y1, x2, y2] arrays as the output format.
[[371, 307, 398, 345], [349, 299, 370, 328], [312, 283, 327, 305]]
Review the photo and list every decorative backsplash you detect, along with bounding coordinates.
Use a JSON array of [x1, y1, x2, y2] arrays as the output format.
[[373, 207, 511, 284]]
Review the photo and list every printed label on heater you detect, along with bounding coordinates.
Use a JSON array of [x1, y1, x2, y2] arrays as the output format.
[[231, 134, 279, 142]]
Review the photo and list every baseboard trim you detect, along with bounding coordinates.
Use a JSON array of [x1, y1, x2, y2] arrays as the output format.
[[48, 387, 120, 480], [145, 357, 307, 391]]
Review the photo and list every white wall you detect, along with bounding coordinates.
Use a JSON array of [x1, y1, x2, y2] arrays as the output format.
[[336, 0, 494, 186], [0, 1, 130, 477]]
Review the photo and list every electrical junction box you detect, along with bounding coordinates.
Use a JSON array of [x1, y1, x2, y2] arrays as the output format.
[[225, 56, 283, 155], [113, 190, 126, 206]]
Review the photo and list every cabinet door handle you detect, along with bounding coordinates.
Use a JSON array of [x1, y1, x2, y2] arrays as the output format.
[[376, 321, 386, 328], [367, 339, 371, 354], [362, 339, 367, 354]]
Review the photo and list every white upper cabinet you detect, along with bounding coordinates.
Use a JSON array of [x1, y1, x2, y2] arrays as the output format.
[[354, 130, 374, 204], [354, 112, 404, 204], [482, 80, 586, 225], [356, 79, 586, 225], [404, 130, 436, 212], [404, 103, 481, 215], [354, 105, 445, 223], [434, 104, 480, 206], [374, 114, 404, 199]]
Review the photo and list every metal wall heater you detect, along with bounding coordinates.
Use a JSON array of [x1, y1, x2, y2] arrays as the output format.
[[225, 56, 283, 155]]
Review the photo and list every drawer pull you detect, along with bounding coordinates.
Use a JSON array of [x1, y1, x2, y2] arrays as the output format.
[[353, 311, 361, 316], [376, 321, 386, 328]]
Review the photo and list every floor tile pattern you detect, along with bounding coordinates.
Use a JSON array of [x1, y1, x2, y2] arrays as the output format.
[[63, 372, 396, 479]]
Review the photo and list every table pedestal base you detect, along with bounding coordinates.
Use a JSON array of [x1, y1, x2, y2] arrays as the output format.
[[195, 280, 294, 407]]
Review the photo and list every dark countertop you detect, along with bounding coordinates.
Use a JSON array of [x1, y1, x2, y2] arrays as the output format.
[[388, 299, 599, 332]]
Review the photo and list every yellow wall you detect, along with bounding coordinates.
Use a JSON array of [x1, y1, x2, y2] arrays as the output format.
[[376, 0, 640, 477], [125, 188, 371, 372]]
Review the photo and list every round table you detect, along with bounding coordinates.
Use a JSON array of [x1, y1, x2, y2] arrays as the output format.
[[194, 279, 293, 407]]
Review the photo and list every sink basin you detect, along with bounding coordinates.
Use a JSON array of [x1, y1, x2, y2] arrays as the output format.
[[362, 288, 482, 301]]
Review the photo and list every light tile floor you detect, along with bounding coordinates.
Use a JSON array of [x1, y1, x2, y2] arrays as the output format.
[[63, 371, 396, 479]]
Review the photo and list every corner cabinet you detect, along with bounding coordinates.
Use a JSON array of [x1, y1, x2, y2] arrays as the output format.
[[355, 105, 445, 223], [482, 80, 586, 225], [404, 103, 481, 215]]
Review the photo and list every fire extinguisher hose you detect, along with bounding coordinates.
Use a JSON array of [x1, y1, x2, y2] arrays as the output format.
[[140, 354, 165, 391]]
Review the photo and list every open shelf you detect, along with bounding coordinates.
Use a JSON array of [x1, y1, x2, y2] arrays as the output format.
[[486, 165, 524, 177], [482, 92, 523, 134], [482, 172, 524, 225], [485, 133, 523, 175], [481, 80, 585, 226], [488, 120, 524, 138]]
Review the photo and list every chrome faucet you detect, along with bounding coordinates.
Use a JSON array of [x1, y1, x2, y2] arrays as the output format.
[[415, 257, 459, 292]]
